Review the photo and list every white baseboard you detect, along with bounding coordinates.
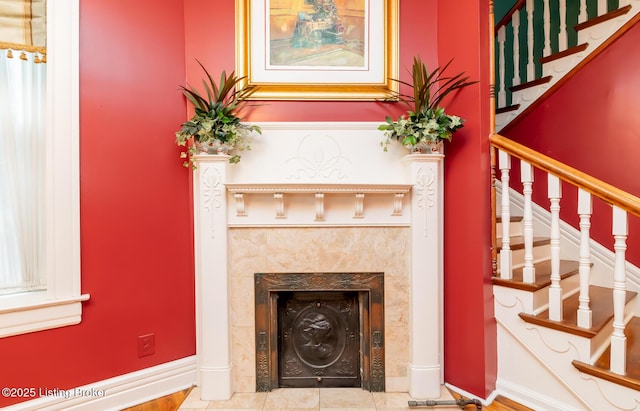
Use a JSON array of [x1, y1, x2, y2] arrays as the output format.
[[443, 382, 496, 406], [3, 356, 197, 411], [495, 378, 585, 411]]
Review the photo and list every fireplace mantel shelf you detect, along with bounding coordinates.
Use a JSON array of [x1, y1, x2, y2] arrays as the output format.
[[225, 183, 412, 194], [226, 184, 412, 225]]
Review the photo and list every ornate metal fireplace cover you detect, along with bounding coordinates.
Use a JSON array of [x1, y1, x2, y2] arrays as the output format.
[[278, 291, 360, 388], [254, 272, 384, 392]]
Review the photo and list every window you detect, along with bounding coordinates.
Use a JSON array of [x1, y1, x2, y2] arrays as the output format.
[[0, 0, 87, 338], [1, 41, 46, 297]]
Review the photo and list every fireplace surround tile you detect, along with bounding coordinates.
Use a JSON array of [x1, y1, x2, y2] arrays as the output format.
[[384, 277, 410, 324], [231, 326, 255, 376], [229, 227, 410, 392], [230, 276, 256, 327]]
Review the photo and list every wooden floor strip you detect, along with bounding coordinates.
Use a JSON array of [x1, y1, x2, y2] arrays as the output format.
[[121, 386, 192, 411]]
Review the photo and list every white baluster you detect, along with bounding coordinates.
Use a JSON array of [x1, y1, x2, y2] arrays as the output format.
[[558, 0, 568, 51], [499, 150, 512, 279], [579, 0, 588, 24], [548, 175, 562, 321], [512, 9, 521, 86], [597, 0, 607, 16], [610, 206, 628, 375], [577, 189, 593, 328], [526, 0, 535, 82], [521, 162, 535, 283], [498, 26, 507, 108], [543, 0, 552, 57]]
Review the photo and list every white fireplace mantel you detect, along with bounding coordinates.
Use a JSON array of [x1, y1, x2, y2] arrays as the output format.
[[192, 122, 444, 400]]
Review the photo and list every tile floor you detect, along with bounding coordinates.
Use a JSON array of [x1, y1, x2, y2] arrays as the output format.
[[178, 386, 463, 411]]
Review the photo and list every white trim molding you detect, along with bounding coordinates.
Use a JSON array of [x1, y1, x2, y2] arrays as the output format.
[[404, 154, 445, 399], [2, 356, 197, 411], [0, 0, 88, 338]]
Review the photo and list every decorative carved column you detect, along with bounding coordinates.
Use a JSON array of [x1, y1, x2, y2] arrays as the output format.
[[403, 153, 444, 399], [193, 154, 233, 400]]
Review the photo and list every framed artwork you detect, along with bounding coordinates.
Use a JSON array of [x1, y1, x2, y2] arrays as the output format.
[[236, 0, 399, 100]]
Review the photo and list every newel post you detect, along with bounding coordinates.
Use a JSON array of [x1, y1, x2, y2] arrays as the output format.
[[403, 153, 444, 399], [193, 154, 233, 400]]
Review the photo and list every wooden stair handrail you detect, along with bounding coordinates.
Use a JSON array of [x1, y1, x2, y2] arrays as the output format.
[[491, 134, 640, 218], [495, 0, 525, 33]]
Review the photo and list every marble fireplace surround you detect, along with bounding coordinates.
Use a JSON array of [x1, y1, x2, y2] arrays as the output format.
[[192, 122, 444, 401]]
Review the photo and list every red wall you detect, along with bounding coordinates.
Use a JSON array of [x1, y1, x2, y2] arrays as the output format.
[[184, 0, 440, 122], [504, 21, 640, 267], [1, 0, 495, 406], [438, 0, 496, 398], [0, 1, 195, 407]]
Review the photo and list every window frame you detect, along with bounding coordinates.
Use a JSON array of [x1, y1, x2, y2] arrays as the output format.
[[0, 0, 88, 338]]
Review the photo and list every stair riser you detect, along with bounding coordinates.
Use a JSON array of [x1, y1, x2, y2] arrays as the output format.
[[560, 275, 580, 299], [497, 220, 524, 237], [589, 296, 638, 361], [577, 11, 633, 51], [498, 244, 551, 270], [541, 48, 588, 79], [529, 276, 581, 313]]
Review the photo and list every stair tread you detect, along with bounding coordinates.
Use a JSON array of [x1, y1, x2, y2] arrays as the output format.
[[540, 43, 589, 65], [496, 104, 520, 114], [496, 215, 523, 223], [573, 316, 640, 391], [497, 236, 550, 251], [509, 75, 552, 92], [492, 260, 580, 291], [575, 5, 633, 32], [519, 285, 638, 338]]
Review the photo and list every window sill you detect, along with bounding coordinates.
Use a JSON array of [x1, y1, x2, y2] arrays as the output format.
[[0, 292, 90, 338]]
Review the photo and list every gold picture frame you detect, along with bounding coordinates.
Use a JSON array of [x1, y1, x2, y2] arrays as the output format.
[[236, 0, 399, 100]]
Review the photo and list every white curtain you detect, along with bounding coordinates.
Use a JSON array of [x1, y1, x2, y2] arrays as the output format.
[[0, 48, 46, 295]]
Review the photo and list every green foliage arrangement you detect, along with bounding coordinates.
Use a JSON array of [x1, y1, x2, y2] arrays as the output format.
[[379, 55, 476, 152], [175, 60, 261, 166]]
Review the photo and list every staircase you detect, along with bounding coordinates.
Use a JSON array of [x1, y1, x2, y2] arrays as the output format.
[[494, 0, 640, 132], [490, 2, 640, 409], [490, 135, 640, 410]]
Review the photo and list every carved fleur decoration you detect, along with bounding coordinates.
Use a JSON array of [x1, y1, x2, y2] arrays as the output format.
[[286, 134, 351, 180]]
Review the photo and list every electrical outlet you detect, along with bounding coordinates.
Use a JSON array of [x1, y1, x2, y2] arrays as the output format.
[[137, 333, 155, 357]]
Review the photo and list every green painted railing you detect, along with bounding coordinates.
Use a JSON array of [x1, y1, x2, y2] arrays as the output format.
[[494, 0, 620, 108]]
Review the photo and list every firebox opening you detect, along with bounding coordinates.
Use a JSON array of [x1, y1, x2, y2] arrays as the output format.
[[255, 272, 385, 392]]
